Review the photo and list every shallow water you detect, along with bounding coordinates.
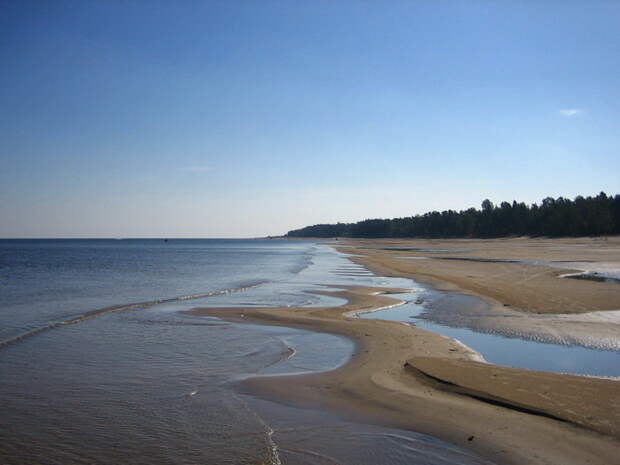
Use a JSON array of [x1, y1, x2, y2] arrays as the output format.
[[4, 238, 615, 464], [0, 239, 492, 465], [359, 288, 620, 378], [546, 260, 620, 282]]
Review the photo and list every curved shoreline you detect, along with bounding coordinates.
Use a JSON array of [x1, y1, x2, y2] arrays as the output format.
[[338, 237, 620, 315], [184, 285, 620, 465], [339, 238, 620, 354]]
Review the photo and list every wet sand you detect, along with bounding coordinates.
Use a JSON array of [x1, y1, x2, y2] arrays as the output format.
[[185, 282, 620, 465], [340, 236, 620, 314], [339, 237, 620, 350]]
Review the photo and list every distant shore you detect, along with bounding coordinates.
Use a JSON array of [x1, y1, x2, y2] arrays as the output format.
[[184, 237, 620, 465]]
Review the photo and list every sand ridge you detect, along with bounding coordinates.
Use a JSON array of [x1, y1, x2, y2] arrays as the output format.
[[406, 357, 620, 438]]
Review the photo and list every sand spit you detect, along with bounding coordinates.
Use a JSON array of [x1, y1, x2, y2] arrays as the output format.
[[406, 357, 620, 439], [184, 284, 620, 465]]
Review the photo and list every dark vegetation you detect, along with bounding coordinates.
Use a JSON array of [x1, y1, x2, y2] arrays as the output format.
[[286, 192, 620, 238]]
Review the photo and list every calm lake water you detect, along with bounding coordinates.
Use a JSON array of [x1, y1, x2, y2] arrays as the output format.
[[0, 239, 494, 465]]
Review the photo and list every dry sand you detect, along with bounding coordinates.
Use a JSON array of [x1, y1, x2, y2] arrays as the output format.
[[184, 237, 620, 465]]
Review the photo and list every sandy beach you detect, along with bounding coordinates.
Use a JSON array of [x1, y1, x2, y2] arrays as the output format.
[[185, 237, 620, 465], [340, 236, 620, 314], [340, 237, 620, 350]]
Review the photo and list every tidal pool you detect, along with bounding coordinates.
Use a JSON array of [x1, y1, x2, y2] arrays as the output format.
[[360, 297, 620, 378]]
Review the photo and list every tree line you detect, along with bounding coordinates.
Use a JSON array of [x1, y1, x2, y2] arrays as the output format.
[[285, 192, 620, 238]]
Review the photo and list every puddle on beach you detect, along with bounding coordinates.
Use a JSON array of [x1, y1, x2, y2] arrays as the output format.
[[359, 292, 620, 378], [554, 261, 620, 283], [563, 273, 620, 283]]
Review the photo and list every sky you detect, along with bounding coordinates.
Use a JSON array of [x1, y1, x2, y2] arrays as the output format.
[[1, 0, 619, 238]]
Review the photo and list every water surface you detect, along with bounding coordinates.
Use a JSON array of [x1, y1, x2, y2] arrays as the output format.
[[0, 239, 493, 465], [359, 288, 620, 377]]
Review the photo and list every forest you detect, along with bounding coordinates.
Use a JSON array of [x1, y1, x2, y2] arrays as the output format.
[[285, 192, 620, 238]]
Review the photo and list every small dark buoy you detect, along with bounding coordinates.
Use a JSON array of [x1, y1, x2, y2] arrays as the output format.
[[164, 239, 168, 243]]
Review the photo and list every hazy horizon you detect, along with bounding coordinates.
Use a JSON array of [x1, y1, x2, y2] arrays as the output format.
[[1, 189, 618, 239], [2, 1, 619, 238]]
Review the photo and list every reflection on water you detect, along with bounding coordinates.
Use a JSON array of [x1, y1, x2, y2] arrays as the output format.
[[359, 291, 620, 378], [563, 272, 620, 283]]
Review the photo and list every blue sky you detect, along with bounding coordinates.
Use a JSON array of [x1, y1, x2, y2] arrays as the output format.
[[1, 0, 619, 237]]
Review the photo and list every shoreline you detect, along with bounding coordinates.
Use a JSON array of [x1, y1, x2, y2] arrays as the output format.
[[184, 278, 620, 465], [340, 237, 620, 352], [338, 236, 620, 314]]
